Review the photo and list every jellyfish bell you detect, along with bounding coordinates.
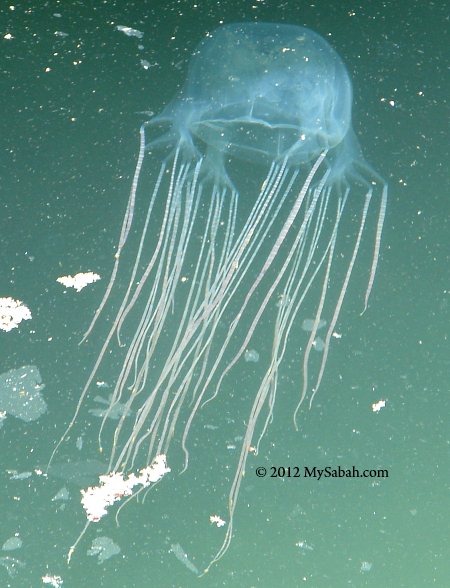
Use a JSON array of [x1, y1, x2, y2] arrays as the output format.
[[52, 22, 387, 571], [148, 23, 355, 178]]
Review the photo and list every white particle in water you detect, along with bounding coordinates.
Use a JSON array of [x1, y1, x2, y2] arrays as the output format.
[[244, 349, 259, 363]]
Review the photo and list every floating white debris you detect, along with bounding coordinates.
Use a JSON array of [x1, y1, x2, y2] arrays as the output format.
[[81, 454, 170, 522], [2, 535, 22, 551], [295, 539, 314, 553], [115, 25, 143, 39], [57, 272, 100, 292], [87, 536, 120, 564], [0, 297, 32, 332], [301, 318, 326, 332], [0, 365, 46, 422], [95, 381, 109, 389], [244, 349, 259, 363], [8, 470, 32, 480], [42, 574, 63, 587], [209, 514, 226, 528], [360, 561, 373, 573], [372, 399, 386, 413]]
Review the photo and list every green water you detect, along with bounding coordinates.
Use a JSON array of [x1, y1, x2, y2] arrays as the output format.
[[1, 1, 448, 587]]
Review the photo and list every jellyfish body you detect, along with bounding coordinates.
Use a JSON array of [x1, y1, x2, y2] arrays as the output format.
[[153, 23, 358, 173], [55, 23, 387, 570]]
